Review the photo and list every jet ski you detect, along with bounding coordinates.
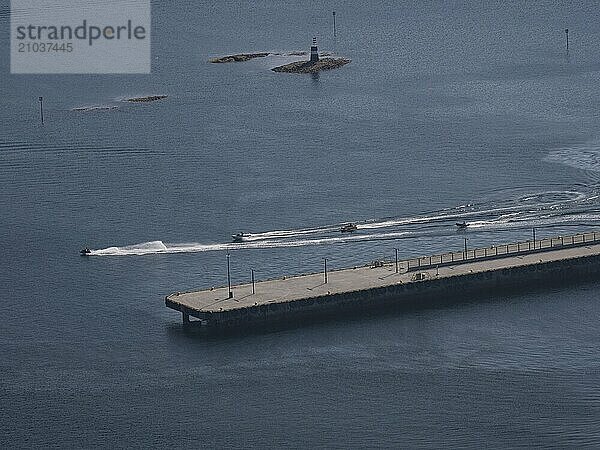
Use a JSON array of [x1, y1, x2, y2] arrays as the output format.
[[80, 247, 92, 255], [232, 232, 252, 242], [455, 221, 468, 229], [340, 223, 358, 233]]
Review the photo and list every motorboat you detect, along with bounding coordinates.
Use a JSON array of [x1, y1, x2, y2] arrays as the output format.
[[80, 247, 92, 255], [340, 223, 358, 233], [455, 221, 468, 229], [232, 232, 252, 242]]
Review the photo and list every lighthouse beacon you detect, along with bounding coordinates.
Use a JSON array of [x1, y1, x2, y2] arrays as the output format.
[[310, 37, 319, 63]]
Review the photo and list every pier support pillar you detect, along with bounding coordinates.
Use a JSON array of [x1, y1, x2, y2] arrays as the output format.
[[182, 312, 190, 325]]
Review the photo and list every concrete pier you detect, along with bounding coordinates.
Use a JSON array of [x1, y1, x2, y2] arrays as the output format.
[[165, 231, 600, 328]]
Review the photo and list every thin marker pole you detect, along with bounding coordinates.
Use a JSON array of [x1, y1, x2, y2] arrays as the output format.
[[251, 269, 255, 294], [464, 238, 468, 259], [333, 11, 336, 38], [395, 248, 399, 273], [565, 28, 569, 51], [324, 258, 328, 284], [38, 96, 44, 124], [532, 227, 536, 249], [226, 252, 233, 298]]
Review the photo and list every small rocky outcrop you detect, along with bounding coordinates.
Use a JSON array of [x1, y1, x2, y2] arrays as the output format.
[[209, 53, 269, 63], [271, 57, 351, 74], [126, 95, 168, 103], [72, 105, 119, 112]]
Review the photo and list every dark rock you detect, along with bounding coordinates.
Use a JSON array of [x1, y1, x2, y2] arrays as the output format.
[[126, 95, 168, 103], [72, 105, 119, 112], [209, 53, 270, 63]]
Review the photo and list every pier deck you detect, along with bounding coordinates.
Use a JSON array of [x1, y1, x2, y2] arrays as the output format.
[[166, 234, 600, 326]]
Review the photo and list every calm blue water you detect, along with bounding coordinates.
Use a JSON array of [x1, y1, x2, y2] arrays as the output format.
[[2, 0, 600, 447]]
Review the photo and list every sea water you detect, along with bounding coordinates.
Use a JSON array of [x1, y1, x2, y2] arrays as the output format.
[[2, 0, 600, 446]]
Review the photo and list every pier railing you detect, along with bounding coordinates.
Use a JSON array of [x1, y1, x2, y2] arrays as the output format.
[[405, 231, 600, 272]]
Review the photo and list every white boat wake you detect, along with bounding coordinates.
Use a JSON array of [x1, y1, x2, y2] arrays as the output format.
[[84, 186, 600, 257]]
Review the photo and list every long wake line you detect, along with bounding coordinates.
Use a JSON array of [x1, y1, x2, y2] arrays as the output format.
[[86, 188, 600, 256]]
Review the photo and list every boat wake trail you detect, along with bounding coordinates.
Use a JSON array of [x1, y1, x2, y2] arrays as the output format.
[[88, 232, 416, 256], [87, 185, 600, 257], [545, 142, 600, 187], [90, 241, 225, 256]]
